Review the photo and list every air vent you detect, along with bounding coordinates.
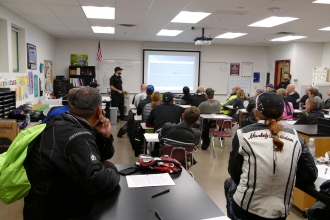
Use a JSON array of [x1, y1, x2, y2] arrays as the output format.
[[276, 32, 296, 35], [117, 24, 137, 28]]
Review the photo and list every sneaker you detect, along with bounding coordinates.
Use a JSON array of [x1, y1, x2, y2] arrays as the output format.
[[201, 143, 209, 150]]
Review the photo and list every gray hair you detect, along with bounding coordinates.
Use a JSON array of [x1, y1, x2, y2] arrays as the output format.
[[69, 87, 102, 118], [256, 89, 264, 95]]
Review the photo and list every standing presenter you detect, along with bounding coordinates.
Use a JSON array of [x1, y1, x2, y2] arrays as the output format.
[[110, 67, 126, 121]]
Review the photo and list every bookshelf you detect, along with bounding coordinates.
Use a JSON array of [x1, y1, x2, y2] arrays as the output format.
[[69, 66, 96, 87], [0, 91, 16, 119]]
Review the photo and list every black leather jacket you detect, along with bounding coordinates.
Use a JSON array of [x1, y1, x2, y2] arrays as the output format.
[[24, 113, 120, 220]]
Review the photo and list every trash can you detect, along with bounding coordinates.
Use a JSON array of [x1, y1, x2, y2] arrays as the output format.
[[110, 107, 118, 125]]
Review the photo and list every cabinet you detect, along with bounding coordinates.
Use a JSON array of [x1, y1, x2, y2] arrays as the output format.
[[54, 79, 70, 98], [69, 66, 96, 87], [0, 91, 16, 119]]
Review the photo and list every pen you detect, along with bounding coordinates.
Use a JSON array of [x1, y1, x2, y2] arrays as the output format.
[[152, 189, 170, 198], [325, 168, 328, 174], [155, 210, 163, 220]]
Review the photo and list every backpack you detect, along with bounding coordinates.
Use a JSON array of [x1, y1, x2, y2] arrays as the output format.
[[0, 124, 46, 204]]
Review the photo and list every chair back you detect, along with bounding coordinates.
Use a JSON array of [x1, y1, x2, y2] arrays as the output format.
[[162, 145, 194, 169], [220, 119, 233, 130]]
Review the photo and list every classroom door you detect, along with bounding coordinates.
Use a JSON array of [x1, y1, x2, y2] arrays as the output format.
[[274, 60, 290, 87]]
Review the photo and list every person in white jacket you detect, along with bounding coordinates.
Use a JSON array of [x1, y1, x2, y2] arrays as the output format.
[[227, 92, 317, 220]]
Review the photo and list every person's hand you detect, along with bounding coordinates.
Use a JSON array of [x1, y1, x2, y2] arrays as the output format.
[[118, 90, 123, 94], [94, 116, 111, 138]]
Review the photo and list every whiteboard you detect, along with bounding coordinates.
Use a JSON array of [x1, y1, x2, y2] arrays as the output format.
[[98, 60, 143, 93], [200, 62, 229, 94], [228, 77, 251, 93]]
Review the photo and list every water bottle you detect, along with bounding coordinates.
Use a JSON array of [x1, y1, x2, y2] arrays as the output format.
[[308, 138, 315, 158], [26, 114, 30, 125]]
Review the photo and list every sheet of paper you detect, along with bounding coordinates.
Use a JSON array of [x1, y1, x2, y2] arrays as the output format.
[[286, 121, 296, 124], [202, 216, 230, 220], [126, 173, 176, 188], [316, 165, 330, 179]]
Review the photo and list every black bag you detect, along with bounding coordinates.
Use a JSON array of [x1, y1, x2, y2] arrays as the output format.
[[320, 180, 330, 197], [127, 110, 135, 139], [133, 126, 145, 157], [30, 111, 45, 122], [224, 178, 237, 219], [117, 123, 128, 137]]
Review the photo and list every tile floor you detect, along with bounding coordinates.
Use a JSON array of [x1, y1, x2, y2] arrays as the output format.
[[0, 121, 307, 220]]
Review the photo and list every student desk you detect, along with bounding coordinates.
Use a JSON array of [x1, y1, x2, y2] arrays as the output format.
[[91, 164, 225, 220], [143, 133, 158, 155], [129, 104, 136, 109], [280, 122, 330, 212]]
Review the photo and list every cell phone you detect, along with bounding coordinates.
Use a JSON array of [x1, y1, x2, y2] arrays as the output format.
[[119, 167, 140, 176]]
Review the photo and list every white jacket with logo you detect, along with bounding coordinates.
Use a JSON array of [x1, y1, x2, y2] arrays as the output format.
[[228, 121, 317, 219]]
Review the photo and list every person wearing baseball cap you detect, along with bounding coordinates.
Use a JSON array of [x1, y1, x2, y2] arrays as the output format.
[[109, 67, 125, 120], [137, 85, 154, 116], [146, 91, 181, 156], [90, 82, 100, 90], [226, 92, 317, 220], [265, 83, 275, 93]]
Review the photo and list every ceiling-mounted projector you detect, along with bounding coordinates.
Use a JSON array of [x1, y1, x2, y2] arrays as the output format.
[[193, 28, 213, 46], [195, 40, 211, 45]]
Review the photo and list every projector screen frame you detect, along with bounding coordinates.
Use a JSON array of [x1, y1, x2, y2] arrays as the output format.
[[143, 49, 201, 93]]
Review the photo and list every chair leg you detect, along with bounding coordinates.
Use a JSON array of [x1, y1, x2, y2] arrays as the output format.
[[212, 136, 215, 159], [220, 137, 223, 148]]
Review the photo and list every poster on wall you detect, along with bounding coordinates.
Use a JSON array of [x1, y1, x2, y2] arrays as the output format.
[[28, 71, 33, 95], [27, 43, 37, 70], [230, 63, 240, 76], [44, 60, 53, 94], [70, 54, 88, 66], [34, 75, 38, 97], [253, 72, 260, 83]]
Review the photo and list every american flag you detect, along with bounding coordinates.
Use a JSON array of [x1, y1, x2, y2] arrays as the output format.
[[96, 40, 102, 62]]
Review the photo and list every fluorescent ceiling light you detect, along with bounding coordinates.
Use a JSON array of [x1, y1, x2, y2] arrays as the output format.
[[312, 0, 330, 4], [319, 27, 330, 31], [92, 26, 115, 34], [248, 16, 298, 27], [82, 6, 115, 19], [270, 36, 307, 41], [215, 32, 247, 39], [171, 11, 211, 24], [157, 29, 183, 36]]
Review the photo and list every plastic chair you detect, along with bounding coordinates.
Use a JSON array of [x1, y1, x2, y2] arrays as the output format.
[[209, 119, 233, 158], [162, 145, 195, 177]]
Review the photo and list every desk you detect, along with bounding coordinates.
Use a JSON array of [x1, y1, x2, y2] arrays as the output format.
[[178, 105, 190, 108], [140, 122, 154, 130], [294, 109, 302, 114], [132, 109, 137, 114], [134, 115, 142, 121], [129, 104, 136, 109], [91, 164, 225, 220], [143, 133, 159, 154], [224, 105, 235, 109]]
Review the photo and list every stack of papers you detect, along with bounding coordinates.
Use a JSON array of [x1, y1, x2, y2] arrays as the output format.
[[126, 173, 175, 188], [316, 165, 330, 180]]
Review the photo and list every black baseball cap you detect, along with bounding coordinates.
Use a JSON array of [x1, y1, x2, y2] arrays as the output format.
[[205, 88, 214, 97], [114, 67, 123, 72], [256, 92, 284, 119], [90, 82, 100, 88], [163, 92, 174, 103]]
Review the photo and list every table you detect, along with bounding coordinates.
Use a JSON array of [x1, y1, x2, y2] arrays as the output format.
[[294, 109, 302, 114], [91, 164, 225, 220], [224, 105, 235, 110], [134, 115, 142, 121], [178, 105, 190, 108], [143, 133, 159, 154], [140, 122, 154, 130], [132, 109, 137, 114]]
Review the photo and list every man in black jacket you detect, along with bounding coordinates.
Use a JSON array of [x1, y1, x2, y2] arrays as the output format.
[[295, 98, 325, 125], [137, 85, 154, 115], [24, 87, 120, 220], [191, 86, 207, 107], [299, 85, 323, 105], [275, 73, 291, 90], [286, 84, 300, 109]]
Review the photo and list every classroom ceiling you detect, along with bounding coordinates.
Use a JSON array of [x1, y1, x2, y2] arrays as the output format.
[[2, 0, 330, 46]]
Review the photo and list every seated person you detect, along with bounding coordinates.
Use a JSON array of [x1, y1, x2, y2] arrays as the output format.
[[299, 85, 323, 105], [198, 88, 221, 150], [147, 92, 182, 156], [308, 88, 323, 110], [232, 89, 248, 120], [191, 86, 207, 107], [134, 83, 147, 107], [180, 86, 192, 105], [42, 88, 79, 123], [220, 85, 240, 115], [265, 84, 276, 93], [137, 85, 154, 115], [323, 88, 330, 109], [277, 88, 294, 120], [285, 84, 300, 109], [143, 91, 161, 123], [24, 87, 120, 220], [295, 98, 325, 125], [159, 106, 201, 149]]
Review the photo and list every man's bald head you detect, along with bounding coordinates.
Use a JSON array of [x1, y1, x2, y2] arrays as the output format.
[[305, 85, 313, 94], [141, 84, 147, 92], [286, 84, 295, 94]]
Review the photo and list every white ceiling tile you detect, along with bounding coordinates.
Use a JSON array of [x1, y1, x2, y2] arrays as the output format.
[[115, 19, 142, 26], [185, 0, 230, 13], [42, 0, 79, 5], [150, 0, 191, 11], [133, 34, 152, 41], [44, 24, 73, 32], [94, 33, 115, 40], [7, 0, 43, 3], [151, 36, 170, 41], [144, 10, 179, 22], [114, 33, 134, 40], [20, 15, 39, 24], [116, 0, 153, 9], [138, 21, 168, 29], [198, 14, 240, 25], [115, 27, 138, 34], [245, 0, 307, 16], [74, 32, 96, 39], [220, 0, 273, 11], [10, 3, 56, 16], [79, 0, 115, 7], [116, 8, 148, 20], [59, 17, 90, 26], [163, 23, 192, 30], [88, 19, 115, 27], [29, 16, 64, 25], [0, 2, 25, 15], [68, 25, 93, 32], [227, 15, 268, 26], [135, 28, 160, 35], [48, 5, 85, 17]]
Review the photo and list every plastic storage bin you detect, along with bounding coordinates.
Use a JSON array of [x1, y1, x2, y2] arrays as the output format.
[[110, 107, 118, 125]]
